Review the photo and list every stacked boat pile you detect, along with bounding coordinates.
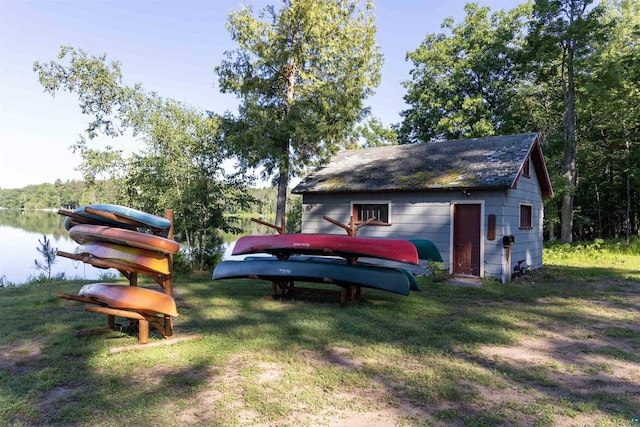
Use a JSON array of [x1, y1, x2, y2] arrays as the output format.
[[213, 233, 443, 300], [56, 204, 180, 341]]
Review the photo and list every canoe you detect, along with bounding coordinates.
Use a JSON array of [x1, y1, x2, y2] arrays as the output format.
[[69, 224, 180, 255], [64, 204, 172, 236], [250, 255, 422, 292], [75, 242, 171, 275], [231, 234, 419, 265], [212, 258, 411, 296], [78, 283, 178, 316], [408, 239, 443, 262]]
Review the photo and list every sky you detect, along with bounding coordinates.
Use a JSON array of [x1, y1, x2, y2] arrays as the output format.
[[0, 0, 523, 190]]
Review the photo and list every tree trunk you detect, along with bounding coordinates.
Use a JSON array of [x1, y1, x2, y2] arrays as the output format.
[[275, 56, 296, 228], [275, 142, 290, 229], [547, 217, 555, 241], [560, 31, 577, 243], [625, 139, 631, 243]]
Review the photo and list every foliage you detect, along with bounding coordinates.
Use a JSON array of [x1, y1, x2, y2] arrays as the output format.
[[33, 46, 257, 269], [33, 235, 57, 297], [285, 194, 302, 233], [525, 0, 610, 243], [0, 179, 119, 209], [574, 0, 640, 241], [354, 117, 398, 148], [215, 0, 383, 223], [397, 2, 532, 143], [33, 235, 57, 280]]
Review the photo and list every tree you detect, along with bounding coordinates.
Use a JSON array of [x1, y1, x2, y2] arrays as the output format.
[[355, 117, 398, 148], [577, 0, 640, 240], [34, 47, 256, 267], [215, 0, 382, 225], [34, 235, 57, 296], [525, 0, 608, 242], [397, 2, 532, 143]]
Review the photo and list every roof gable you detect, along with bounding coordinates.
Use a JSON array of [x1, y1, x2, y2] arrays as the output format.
[[293, 133, 553, 198]]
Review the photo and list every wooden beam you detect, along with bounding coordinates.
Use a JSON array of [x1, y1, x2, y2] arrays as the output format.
[[107, 334, 202, 354], [84, 305, 146, 320], [56, 251, 162, 277], [322, 215, 377, 237], [251, 216, 286, 234]]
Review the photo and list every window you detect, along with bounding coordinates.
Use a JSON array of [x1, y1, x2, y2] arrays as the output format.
[[522, 158, 530, 178], [352, 203, 390, 225], [520, 204, 532, 229]]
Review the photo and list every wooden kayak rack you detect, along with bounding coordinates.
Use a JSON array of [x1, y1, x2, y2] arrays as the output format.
[[56, 208, 188, 349], [250, 215, 377, 305]]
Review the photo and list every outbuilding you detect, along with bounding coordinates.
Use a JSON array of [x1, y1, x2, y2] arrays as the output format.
[[292, 132, 554, 282]]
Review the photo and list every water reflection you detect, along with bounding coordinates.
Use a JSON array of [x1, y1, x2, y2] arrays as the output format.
[[0, 210, 117, 285]]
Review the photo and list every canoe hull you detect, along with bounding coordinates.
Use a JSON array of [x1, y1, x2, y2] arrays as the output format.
[[75, 242, 171, 275], [64, 204, 171, 236], [232, 234, 419, 265], [242, 255, 422, 291], [408, 239, 443, 262], [69, 224, 179, 255], [78, 283, 178, 316], [213, 258, 411, 296]]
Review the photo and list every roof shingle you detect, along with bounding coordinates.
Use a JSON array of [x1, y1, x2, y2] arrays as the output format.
[[293, 133, 551, 195]]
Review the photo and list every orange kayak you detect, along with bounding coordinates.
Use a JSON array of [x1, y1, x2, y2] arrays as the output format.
[[78, 283, 178, 317], [75, 242, 171, 275], [69, 224, 180, 255]]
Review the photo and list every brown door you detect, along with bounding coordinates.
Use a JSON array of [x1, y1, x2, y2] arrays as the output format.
[[453, 204, 481, 276]]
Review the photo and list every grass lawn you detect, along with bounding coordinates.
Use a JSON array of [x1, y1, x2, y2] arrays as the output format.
[[1, 240, 639, 426]]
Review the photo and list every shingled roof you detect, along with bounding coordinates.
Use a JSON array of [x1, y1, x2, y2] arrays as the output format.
[[292, 132, 553, 198]]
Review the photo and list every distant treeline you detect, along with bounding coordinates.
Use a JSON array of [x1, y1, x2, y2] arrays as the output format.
[[0, 179, 283, 218]]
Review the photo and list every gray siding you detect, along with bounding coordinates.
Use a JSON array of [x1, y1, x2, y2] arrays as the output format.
[[301, 192, 452, 265], [505, 159, 545, 272]]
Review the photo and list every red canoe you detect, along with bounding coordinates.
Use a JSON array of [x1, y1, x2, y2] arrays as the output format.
[[78, 283, 178, 317], [69, 224, 180, 255], [232, 234, 419, 265]]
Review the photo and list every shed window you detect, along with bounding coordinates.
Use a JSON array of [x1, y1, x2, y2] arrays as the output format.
[[352, 203, 390, 225], [520, 204, 532, 229], [522, 158, 530, 178]]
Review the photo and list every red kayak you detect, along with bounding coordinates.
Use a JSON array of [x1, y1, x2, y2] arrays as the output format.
[[232, 234, 419, 265]]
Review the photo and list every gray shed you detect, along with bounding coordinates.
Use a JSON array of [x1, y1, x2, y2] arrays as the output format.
[[292, 132, 554, 282]]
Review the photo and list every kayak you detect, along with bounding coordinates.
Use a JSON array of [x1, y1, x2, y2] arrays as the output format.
[[63, 204, 172, 237], [69, 224, 179, 255], [232, 234, 419, 265], [75, 242, 171, 275], [213, 258, 411, 296], [78, 283, 178, 317]]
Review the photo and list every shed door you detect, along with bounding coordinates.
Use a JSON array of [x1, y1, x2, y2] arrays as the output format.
[[453, 204, 481, 276]]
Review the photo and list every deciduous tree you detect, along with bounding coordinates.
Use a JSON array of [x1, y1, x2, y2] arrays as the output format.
[[34, 47, 255, 267], [397, 3, 532, 143], [525, 0, 608, 242]]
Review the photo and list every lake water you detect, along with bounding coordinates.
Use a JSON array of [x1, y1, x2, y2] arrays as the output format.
[[0, 209, 119, 285]]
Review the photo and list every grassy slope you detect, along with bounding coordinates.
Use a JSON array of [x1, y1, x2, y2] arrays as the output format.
[[1, 240, 639, 426]]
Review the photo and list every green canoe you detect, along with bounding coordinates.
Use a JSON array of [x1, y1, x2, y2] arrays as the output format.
[[213, 258, 411, 296]]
